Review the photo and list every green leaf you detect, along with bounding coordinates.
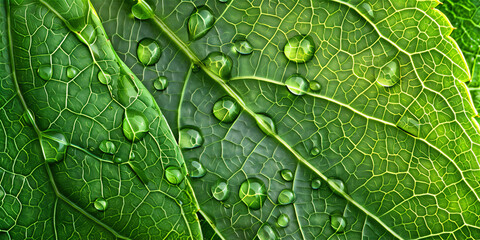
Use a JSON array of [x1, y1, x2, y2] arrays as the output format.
[[0, 0, 200, 239]]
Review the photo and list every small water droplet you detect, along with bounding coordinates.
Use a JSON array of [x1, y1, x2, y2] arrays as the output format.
[[213, 96, 241, 123], [234, 39, 253, 55], [98, 71, 112, 85], [277, 189, 296, 205], [99, 140, 116, 154], [131, 0, 155, 20], [310, 147, 320, 156], [311, 178, 322, 189], [377, 60, 400, 87], [188, 6, 215, 40], [153, 76, 168, 91], [359, 3, 375, 20], [285, 74, 308, 95], [113, 156, 124, 164], [80, 24, 96, 44], [122, 109, 149, 142], [129, 152, 135, 160], [203, 52, 233, 78], [115, 75, 138, 106], [330, 212, 346, 232], [256, 113, 276, 135], [211, 180, 230, 201], [219, 0, 228, 3], [276, 214, 290, 228], [239, 178, 267, 210], [93, 197, 108, 211], [179, 128, 204, 149], [38, 65, 53, 80], [40, 131, 68, 163], [309, 81, 321, 92], [66, 66, 78, 79], [188, 159, 206, 178], [328, 178, 346, 195], [137, 38, 162, 66], [165, 166, 185, 185], [396, 114, 420, 137], [280, 169, 293, 182], [284, 35, 315, 63], [257, 224, 277, 240]]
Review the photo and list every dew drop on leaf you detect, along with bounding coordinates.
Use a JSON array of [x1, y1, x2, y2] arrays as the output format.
[[153, 76, 168, 91], [179, 128, 204, 149], [257, 224, 277, 240], [99, 140, 116, 154], [219, 0, 228, 3], [311, 178, 322, 189], [113, 156, 124, 164], [284, 35, 315, 63], [40, 131, 68, 163], [97, 71, 112, 85], [129, 152, 135, 160], [276, 214, 290, 228], [256, 113, 276, 135], [238, 178, 267, 210], [359, 3, 375, 20], [38, 65, 53, 80], [80, 24, 96, 44], [330, 212, 346, 232], [188, 6, 215, 40], [277, 189, 296, 205], [131, 0, 155, 20], [310, 146, 320, 156], [203, 52, 233, 78], [280, 169, 293, 182], [66, 66, 78, 79], [93, 197, 107, 211], [309, 81, 321, 92], [188, 159, 206, 178], [122, 109, 149, 142], [137, 38, 162, 66], [234, 39, 253, 55], [165, 166, 185, 185], [377, 60, 400, 87], [211, 180, 230, 201], [328, 178, 346, 195], [285, 74, 308, 95], [213, 96, 240, 123]]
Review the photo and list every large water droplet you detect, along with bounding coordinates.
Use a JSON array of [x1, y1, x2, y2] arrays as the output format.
[[280, 169, 293, 182], [99, 140, 116, 154], [276, 214, 290, 228], [310, 147, 320, 156], [66, 66, 78, 79], [277, 189, 296, 205], [188, 6, 215, 40], [234, 39, 253, 55], [238, 178, 267, 210], [359, 3, 375, 20], [328, 178, 346, 195], [377, 60, 400, 87], [330, 212, 346, 232], [98, 71, 112, 85], [285, 74, 308, 95], [153, 76, 168, 91], [256, 113, 276, 135], [213, 96, 240, 123], [40, 131, 68, 163], [284, 35, 315, 63], [203, 52, 233, 78], [309, 81, 321, 92], [165, 166, 185, 185], [311, 178, 322, 189], [80, 24, 96, 45], [188, 159, 206, 178], [131, 0, 155, 20], [179, 128, 204, 149], [211, 180, 230, 201], [137, 38, 162, 66], [257, 224, 277, 240], [38, 65, 53, 80], [396, 114, 420, 137], [94, 197, 108, 211], [122, 109, 149, 142]]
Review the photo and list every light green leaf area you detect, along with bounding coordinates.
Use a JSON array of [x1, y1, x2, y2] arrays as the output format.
[[0, 0, 200, 239]]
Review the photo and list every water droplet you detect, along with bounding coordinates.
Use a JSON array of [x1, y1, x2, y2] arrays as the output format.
[[257, 224, 277, 240], [93, 197, 107, 211], [40, 131, 68, 163], [256, 113, 276, 135], [311, 178, 322, 189], [179, 128, 204, 149], [137, 38, 162, 66], [203, 52, 233, 78], [310, 147, 320, 156], [99, 140, 116, 154], [234, 39, 253, 55], [122, 109, 149, 142], [113, 156, 124, 164], [277, 189, 296, 205], [396, 114, 420, 137], [276, 214, 290, 228], [97, 71, 112, 85], [38, 65, 53, 80], [115, 75, 138, 106], [219, 0, 228, 2], [213, 96, 240, 123], [238, 178, 267, 210], [284, 35, 315, 63], [309, 81, 321, 92], [188, 160, 206, 178], [359, 3, 375, 20], [80, 24, 96, 44], [330, 212, 346, 232], [66, 66, 78, 79], [188, 6, 215, 40], [280, 169, 293, 182], [129, 152, 135, 160], [153, 76, 168, 91], [328, 178, 346, 195], [285, 74, 308, 95], [211, 180, 230, 201], [377, 60, 400, 87], [131, 0, 155, 20], [165, 166, 185, 185]]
